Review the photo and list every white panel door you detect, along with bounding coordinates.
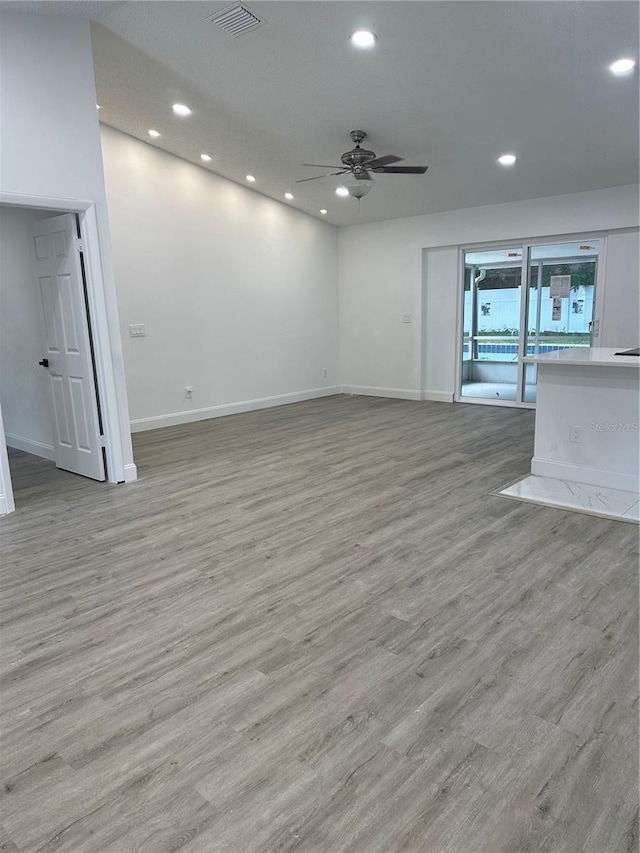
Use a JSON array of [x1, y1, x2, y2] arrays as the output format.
[[30, 214, 105, 481]]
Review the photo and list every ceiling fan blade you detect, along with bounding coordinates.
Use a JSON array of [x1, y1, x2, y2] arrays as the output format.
[[374, 165, 429, 174], [366, 154, 403, 169], [302, 163, 344, 169], [295, 170, 347, 183]]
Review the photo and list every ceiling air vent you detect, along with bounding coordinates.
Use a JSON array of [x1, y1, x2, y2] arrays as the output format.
[[207, 4, 265, 37]]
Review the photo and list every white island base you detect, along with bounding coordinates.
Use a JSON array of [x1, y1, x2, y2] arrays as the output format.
[[499, 347, 639, 523]]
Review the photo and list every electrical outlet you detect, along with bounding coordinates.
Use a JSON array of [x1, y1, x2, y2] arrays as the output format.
[[570, 425, 582, 443], [402, 313, 412, 324], [129, 323, 146, 337], [322, 368, 328, 379], [185, 386, 193, 398]]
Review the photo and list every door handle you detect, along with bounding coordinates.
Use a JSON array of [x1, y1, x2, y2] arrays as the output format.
[[38, 358, 49, 368]]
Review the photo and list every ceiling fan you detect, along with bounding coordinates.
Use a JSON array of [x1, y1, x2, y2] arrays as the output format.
[[297, 130, 428, 197]]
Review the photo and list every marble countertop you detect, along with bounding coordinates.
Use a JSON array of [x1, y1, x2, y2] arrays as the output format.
[[524, 346, 640, 367]]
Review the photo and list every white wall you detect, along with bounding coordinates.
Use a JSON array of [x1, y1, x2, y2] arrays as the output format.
[[339, 185, 639, 400], [422, 247, 459, 400], [0, 12, 105, 201], [100, 126, 339, 429], [0, 10, 135, 503], [599, 231, 640, 348], [0, 206, 56, 456]]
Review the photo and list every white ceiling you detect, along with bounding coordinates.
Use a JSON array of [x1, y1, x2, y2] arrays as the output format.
[[4, 1, 639, 226]]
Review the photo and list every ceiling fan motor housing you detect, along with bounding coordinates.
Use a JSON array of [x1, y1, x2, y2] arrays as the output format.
[[342, 129, 375, 176], [341, 151, 376, 183], [341, 148, 376, 167]]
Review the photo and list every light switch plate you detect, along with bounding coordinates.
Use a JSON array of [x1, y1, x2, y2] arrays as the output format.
[[129, 324, 146, 337]]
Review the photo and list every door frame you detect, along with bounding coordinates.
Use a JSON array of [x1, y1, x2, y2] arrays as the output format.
[[0, 191, 136, 512], [454, 230, 606, 409]]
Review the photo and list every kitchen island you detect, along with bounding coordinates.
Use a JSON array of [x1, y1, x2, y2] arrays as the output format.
[[524, 347, 639, 493], [498, 348, 639, 522]]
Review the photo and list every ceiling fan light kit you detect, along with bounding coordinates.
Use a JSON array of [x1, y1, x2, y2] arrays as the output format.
[[346, 177, 374, 198], [298, 130, 428, 202]]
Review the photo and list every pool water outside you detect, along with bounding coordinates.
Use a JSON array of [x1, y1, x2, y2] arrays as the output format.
[[462, 342, 586, 361]]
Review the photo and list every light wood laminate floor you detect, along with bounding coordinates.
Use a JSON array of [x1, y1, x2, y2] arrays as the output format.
[[1, 396, 638, 853]]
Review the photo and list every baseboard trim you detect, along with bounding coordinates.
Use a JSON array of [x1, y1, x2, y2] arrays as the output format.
[[122, 463, 138, 483], [5, 434, 55, 461], [130, 386, 342, 432], [531, 457, 638, 493], [421, 390, 455, 403], [340, 385, 421, 401]]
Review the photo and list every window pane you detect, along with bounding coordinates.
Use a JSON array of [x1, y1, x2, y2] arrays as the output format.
[[522, 241, 599, 403], [460, 247, 522, 402]]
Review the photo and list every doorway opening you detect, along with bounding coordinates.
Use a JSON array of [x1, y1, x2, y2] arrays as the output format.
[[0, 206, 106, 508], [0, 193, 136, 515]]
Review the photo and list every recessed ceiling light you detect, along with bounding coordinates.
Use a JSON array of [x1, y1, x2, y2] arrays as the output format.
[[335, 186, 349, 197], [609, 58, 636, 74], [498, 153, 517, 166], [200, 154, 211, 161], [246, 175, 256, 183], [172, 103, 192, 116], [148, 129, 161, 138], [284, 192, 294, 200], [351, 30, 376, 48], [319, 209, 328, 215]]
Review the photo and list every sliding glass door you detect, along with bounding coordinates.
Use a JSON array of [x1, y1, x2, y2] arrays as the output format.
[[521, 241, 599, 403], [461, 247, 523, 402], [459, 239, 599, 407]]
